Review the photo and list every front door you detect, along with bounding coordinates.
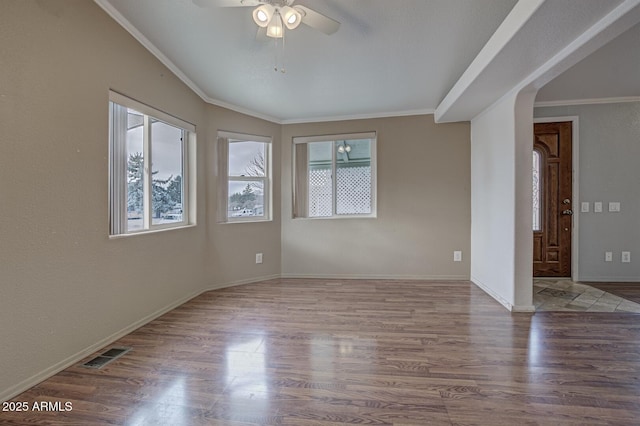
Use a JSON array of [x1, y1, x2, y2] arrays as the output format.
[[533, 122, 572, 277]]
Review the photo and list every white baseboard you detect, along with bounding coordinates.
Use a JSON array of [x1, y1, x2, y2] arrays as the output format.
[[513, 305, 536, 312], [471, 277, 514, 311], [2, 274, 288, 402], [1, 272, 475, 402], [280, 273, 469, 281], [579, 276, 640, 283], [471, 278, 535, 312], [0, 288, 202, 403], [202, 274, 281, 292]]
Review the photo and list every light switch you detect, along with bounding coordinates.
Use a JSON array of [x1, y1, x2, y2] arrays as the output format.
[[581, 202, 589, 213], [622, 252, 631, 263], [594, 202, 603, 213], [609, 202, 620, 212]]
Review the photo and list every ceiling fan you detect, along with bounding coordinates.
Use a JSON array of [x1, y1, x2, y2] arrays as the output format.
[[193, 0, 340, 37]]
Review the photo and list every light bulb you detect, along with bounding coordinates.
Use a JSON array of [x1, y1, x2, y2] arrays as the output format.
[[257, 10, 268, 23], [252, 4, 274, 28], [281, 6, 302, 30], [337, 145, 345, 154]]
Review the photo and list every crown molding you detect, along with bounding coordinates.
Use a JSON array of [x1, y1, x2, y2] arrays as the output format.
[[94, 0, 437, 126], [203, 97, 282, 124], [281, 108, 436, 125], [93, 0, 283, 124], [93, 1, 208, 101], [534, 96, 640, 108]]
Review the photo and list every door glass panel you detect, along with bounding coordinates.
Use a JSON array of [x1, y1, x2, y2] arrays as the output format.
[[532, 150, 541, 231]]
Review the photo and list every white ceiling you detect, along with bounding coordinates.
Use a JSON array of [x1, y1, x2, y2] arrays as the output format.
[[98, 0, 519, 123], [96, 0, 640, 123]]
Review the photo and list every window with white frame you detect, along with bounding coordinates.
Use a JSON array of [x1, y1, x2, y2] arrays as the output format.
[[293, 132, 376, 218], [217, 132, 272, 223], [109, 91, 195, 236]]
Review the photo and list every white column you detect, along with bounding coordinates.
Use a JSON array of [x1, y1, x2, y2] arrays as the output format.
[[470, 90, 535, 311]]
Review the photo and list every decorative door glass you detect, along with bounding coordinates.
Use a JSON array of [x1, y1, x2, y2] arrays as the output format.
[[532, 150, 541, 231]]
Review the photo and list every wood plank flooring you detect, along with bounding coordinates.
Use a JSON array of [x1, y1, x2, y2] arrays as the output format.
[[2, 279, 640, 425]]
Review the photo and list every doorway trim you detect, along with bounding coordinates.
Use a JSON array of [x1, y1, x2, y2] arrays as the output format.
[[533, 116, 580, 282]]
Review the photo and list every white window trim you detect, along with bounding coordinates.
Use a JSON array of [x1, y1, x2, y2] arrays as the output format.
[[110, 91, 195, 133], [293, 131, 377, 219], [109, 90, 196, 237], [218, 131, 272, 224]]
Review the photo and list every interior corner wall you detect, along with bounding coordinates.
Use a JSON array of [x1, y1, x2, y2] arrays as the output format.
[[0, 0, 282, 402], [470, 91, 535, 311], [204, 104, 282, 288], [535, 102, 640, 282], [280, 115, 471, 280]]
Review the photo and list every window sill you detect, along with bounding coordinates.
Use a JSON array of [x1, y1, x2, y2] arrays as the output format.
[[109, 223, 197, 239], [293, 214, 377, 220], [221, 218, 273, 225]]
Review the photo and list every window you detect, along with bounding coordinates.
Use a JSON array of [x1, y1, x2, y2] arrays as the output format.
[[293, 132, 376, 218], [217, 132, 272, 223], [109, 91, 195, 236]]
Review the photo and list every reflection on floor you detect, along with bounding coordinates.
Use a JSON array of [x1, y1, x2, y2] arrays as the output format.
[[534, 278, 640, 312]]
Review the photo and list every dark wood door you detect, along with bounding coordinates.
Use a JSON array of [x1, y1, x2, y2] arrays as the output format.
[[533, 122, 572, 277]]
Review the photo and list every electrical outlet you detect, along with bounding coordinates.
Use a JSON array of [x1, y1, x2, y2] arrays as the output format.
[[622, 251, 631, 263], [605, 252, 612, 262], [255, 253, 263, 264], [581, 202, 590, 213], [594, 202, 603, 213], [453, 251, 462, 262], [609, 202, 621, 212]]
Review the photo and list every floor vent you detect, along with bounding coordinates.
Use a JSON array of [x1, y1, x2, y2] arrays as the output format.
[[81, 347, 131, 369]]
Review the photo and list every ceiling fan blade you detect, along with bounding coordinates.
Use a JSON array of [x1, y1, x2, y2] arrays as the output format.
[[193, 0, 260, 7], [295, 5, 340, 35]]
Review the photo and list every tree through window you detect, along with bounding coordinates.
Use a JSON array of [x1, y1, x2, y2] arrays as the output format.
[[218, 132, 272, 223], [109, 91, 194, 235]]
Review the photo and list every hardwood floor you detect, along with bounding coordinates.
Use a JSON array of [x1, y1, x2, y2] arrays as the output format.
[[2, 279, 640, 425]]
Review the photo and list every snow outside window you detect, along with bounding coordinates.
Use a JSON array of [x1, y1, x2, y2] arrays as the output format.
[[109, 91, 195, 236]]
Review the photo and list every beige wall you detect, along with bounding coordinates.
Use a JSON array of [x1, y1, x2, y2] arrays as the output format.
[[205, 104, 282, 286], [0, 0, 280, 400], [281, 116, 470, 279], [0, 0, 468, 402]]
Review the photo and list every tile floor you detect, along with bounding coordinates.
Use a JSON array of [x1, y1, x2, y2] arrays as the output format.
[[534, 278, 640, 312]]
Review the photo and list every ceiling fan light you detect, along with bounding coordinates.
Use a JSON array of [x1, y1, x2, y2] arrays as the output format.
[[266, 12, 284, 38], [281, 6, 302, 30], [252, 4, 274, 28]]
